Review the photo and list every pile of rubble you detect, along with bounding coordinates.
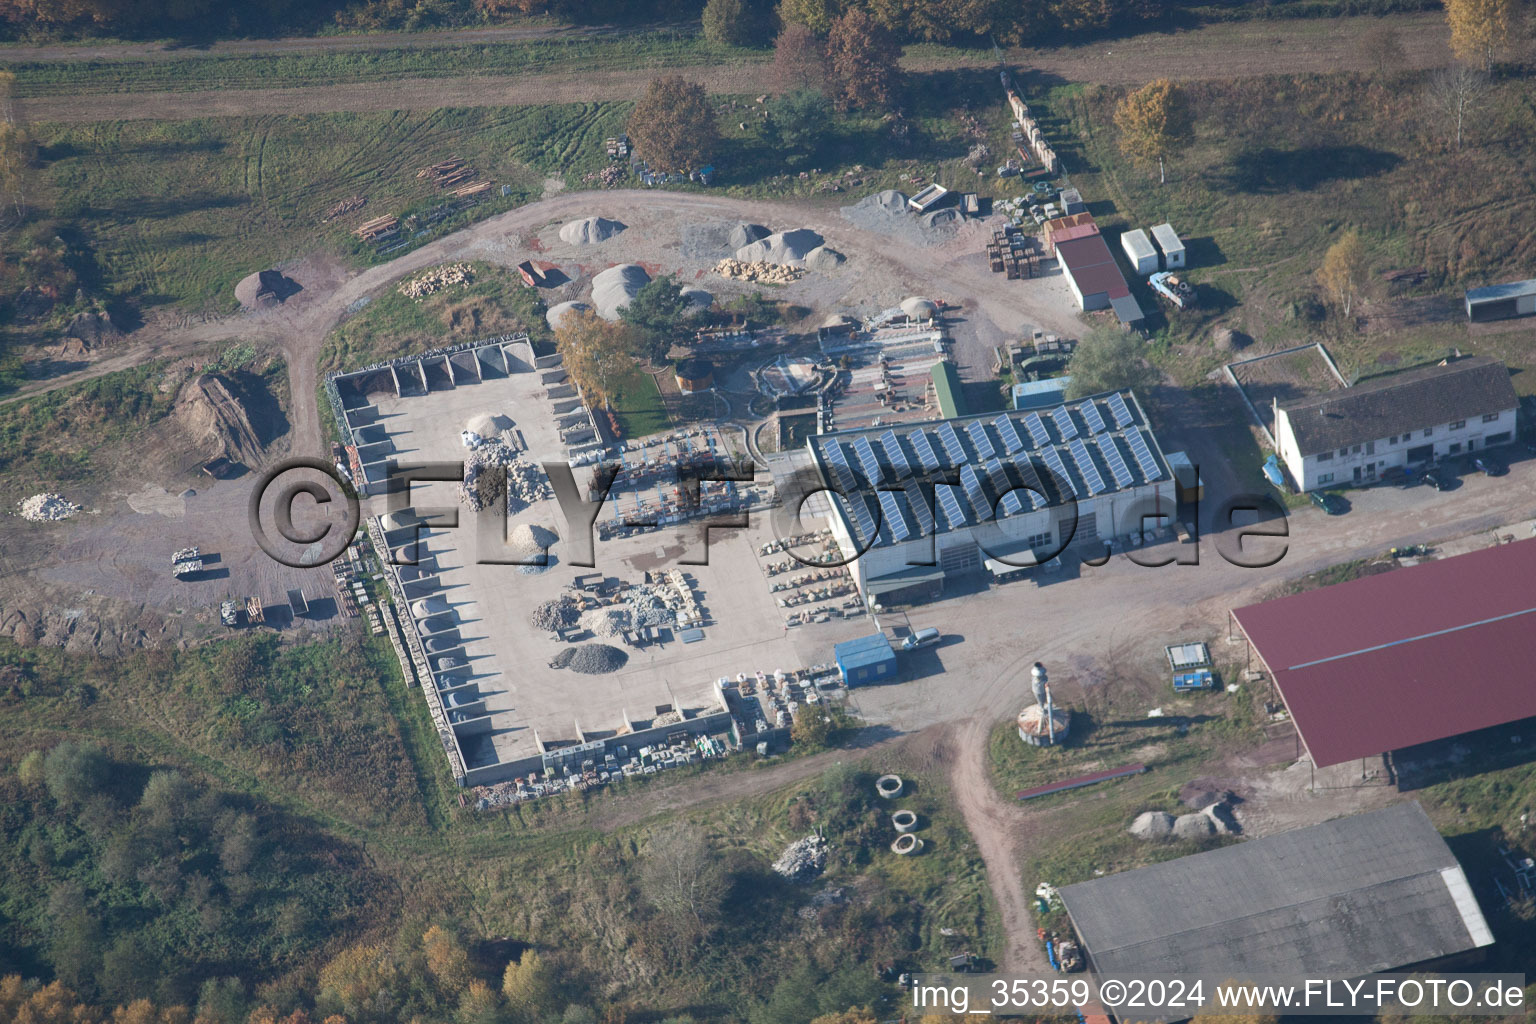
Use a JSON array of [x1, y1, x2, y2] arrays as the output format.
[[530, 597, 580, 632], [581, 607, 629, 639], [18, 493, 82, 521], [713, 259, 805, 284], [399, 262, 473, 300], [461, 443, 551, 510], [773, 834, 829, 881]]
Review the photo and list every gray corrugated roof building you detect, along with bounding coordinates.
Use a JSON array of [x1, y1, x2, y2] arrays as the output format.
[[1278, 356, 1516, 457], [1058, 802, 1493, 978]]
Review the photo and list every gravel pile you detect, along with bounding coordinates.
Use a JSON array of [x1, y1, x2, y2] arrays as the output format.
[[735, 227, 823, 265], [679, 285, 713, 310], [840, 188, 961, 246], [18, 493, 82, 521], [624, 589, 674, 627], [591, 264, 651, 320], [546, 300, 592, 331], [530, 598, 579, 632], [773, 834, 829, 881], [551, 643, 629, 674], [581, 606, 629, 638], [1128, 811, 1176, 839], [1173, 813, 1216, 839], [803, 245, 846, 272], [509, 522, 557, 575], [559, 216, 626, 245], [728, 222, 770, 249]]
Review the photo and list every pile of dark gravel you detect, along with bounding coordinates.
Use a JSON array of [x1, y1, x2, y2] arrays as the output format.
[[550, 643, 628, 674]]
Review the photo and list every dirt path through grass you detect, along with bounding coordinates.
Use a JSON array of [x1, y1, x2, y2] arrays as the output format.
[[16, 13, 1450, 124]]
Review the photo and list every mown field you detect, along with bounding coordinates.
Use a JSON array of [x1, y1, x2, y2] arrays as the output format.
[[32, 104, 621, 308], [4, 31, 764, 97], [0, 625, 998, 1021]]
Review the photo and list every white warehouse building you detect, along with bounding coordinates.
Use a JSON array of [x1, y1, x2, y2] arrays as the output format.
[[807, 389, 1177, 605], [1274, 356, 1519, 492]]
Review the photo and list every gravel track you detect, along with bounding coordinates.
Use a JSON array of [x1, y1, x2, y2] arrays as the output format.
[[16, 13, 1451, 124]]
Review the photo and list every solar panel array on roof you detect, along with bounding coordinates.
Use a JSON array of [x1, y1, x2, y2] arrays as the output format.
[[1009, 456, 1046, 509], [823, 441, 856, 492], [880, 429, 911, 479], [878, 489, 910, 541], [848, 494, 878, 541], [853, 435, 885, 486], [911, 429, 941, 471], [936, 484, 968, 530], [1080, 399, 1107, 434], [1108, 391, 1134, 429], [1069, 438, 1106, 495], [903, 481, 935, 536], [1024, 411, 1052, 448], [1101, 435, 1135, 489], [938, 421, 967, 464], [994, 414, 1026, 453], [1040, 445, 1076, 496], [961, 464, 993, 521], [1128, 428, 1163, 481], [1051, 404, 1079, 440], [966, 420, 995, 461]]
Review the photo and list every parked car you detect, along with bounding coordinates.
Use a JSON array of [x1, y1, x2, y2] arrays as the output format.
[[1310, 490, 1348, 515], [901, 627, 941, 650], [1473, 455, 1507, 476], [1421, 468, 1450, 491]]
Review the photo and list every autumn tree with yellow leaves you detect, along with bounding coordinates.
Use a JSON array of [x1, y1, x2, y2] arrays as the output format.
[[1446, 0, 1518, 71], [1316, 230, 1370, 319], [1114, 78, 1195, 184]]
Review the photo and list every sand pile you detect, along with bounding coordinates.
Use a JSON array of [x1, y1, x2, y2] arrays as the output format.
[[803, 245, 845, 272], [735, 228, 823, 265], [234, 268, 299, 309], [546, 300, 592, 331], [1173, 814, 1215, 839], [18, 493, 82, 521], [679, 285, 713, 311], [550, 643, 628, 673], [1128, 811, 1175, 839], [508, 523, 557, 573], [591, 264, 651, 320], [559, 216, 626, 245]]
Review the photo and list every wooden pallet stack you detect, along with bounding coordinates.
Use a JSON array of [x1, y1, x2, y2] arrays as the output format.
[[987, 226, 1036, 279]]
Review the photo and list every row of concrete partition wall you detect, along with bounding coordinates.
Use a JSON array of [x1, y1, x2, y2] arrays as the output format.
[[327, 335, 535, 495], [1007, 91, 1059, 175]]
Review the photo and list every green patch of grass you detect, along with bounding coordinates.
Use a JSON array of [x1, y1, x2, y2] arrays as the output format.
[[1268, 554, 1398, 597], [608, 365, 669, 439]]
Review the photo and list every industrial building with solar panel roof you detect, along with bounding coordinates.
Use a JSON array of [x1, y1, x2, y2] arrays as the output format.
[[806, 388, 1177, 605]]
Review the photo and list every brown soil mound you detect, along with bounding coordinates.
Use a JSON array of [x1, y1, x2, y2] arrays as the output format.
[[173, 373, 267, 468]]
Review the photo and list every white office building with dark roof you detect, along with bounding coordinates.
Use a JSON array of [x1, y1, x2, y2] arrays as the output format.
[[806, 388, 1177, 605]]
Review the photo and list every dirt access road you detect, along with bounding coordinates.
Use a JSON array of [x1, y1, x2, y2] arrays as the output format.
[[15, 13, 1452, 123]]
